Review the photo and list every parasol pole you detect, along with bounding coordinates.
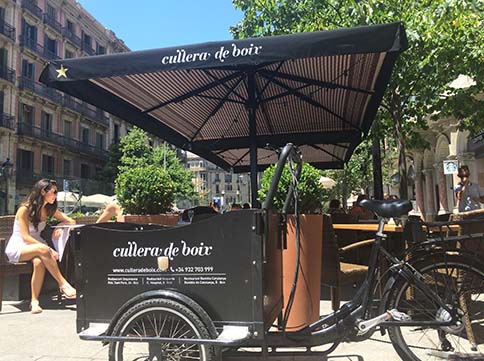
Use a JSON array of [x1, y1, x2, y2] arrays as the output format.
[[247, 69, 259, 208]]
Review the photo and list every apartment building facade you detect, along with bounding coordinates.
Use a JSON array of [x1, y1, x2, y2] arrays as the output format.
[[186, 152, 251, 209], [0, 0, 140, 215]]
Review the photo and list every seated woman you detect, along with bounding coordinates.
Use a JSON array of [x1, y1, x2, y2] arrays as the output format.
[[349, 194, 375, 220], [327, 199, 346, 215], [5, 179, 77, 314]]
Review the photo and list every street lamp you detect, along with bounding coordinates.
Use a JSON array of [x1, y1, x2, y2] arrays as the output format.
[[1, 158, 13, 215]]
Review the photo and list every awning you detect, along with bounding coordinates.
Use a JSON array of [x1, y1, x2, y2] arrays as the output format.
[[40, 22, 407, 205]]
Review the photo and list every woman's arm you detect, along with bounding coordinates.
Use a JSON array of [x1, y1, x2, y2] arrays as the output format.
[[17, 206, 44, 245], [53, 209, 76, 225]]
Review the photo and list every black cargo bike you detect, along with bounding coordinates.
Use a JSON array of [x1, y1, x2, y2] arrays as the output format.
[[70, 144, 484, 361]]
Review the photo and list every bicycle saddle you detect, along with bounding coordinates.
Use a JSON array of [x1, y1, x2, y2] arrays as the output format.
[[359, 199, 412, 218]]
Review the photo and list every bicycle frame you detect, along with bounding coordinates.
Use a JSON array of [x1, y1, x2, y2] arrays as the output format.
[[255, 216, 463, 349]]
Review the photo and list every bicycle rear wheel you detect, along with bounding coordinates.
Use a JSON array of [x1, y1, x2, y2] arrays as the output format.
[[387, 254, 484, 361]]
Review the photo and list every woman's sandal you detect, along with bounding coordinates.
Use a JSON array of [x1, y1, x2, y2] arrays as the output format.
[[59, 283, 77, 299], [30, 300, 43, 314]]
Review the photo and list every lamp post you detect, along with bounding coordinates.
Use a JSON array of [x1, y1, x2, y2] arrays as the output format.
[[1, 158, 13, 215]]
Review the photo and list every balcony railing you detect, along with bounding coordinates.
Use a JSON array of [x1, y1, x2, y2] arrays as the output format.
[[19, 76, 62, 103], [43, 13, 62, 33], [21, 0, 43, 20], [62, 28, 81, 47], [0, 21, 16, 41], [43, 47, 60, 60], [18, 77, 109, 127], [0, 66, 15, 83], [61, 95, 109, 126], [19, 35, 59, 60], [17, 122, 109, 160], [0, 113, 14, 130], [19, 34, 44, 56]]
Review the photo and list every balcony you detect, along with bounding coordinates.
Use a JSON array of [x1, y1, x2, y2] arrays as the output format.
[[0, 113, 14, 130], [19, 35, 59, 60], [61, 95, 109, 127], [19, 34, 44, 57], [0, 21, 16, 41], [43, 13, 62, 34], [81, 44, 95, 56], [21, 0, 43, 20], [0, 66, 15, 83], [17, 122, 109, 160], [62, 28, 81, 47], [19, 76, 62, 103]]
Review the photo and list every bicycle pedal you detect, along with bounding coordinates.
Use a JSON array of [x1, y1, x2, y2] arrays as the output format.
[[388, 309, 411, 321]]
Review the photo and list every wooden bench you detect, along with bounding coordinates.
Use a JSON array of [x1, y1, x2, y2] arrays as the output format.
[[0, 215, 33, 311]]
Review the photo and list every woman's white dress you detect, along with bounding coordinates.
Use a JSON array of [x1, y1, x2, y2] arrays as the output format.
[[5, 219, 46, 263]]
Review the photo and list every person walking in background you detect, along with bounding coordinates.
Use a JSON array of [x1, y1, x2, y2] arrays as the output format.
[[455, 165, 484, 212], [5, 179, 77, 314]]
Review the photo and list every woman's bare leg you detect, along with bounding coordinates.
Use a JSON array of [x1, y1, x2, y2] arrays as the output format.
[[19, 244, 69, 287], [30, 257, 45, 313], [31, 257, 45, 301]]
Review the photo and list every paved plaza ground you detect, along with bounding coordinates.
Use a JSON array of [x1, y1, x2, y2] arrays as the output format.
[[0, 294, 409, 361]]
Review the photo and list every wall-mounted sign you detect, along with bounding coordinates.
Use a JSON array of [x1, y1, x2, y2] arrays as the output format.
[[443, 160, 459, 175]]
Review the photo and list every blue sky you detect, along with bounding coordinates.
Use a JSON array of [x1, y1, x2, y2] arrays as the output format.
[[77, 1, 243, 51]]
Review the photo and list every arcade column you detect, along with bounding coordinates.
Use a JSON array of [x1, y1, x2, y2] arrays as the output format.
[[422, 168, 436, 221]]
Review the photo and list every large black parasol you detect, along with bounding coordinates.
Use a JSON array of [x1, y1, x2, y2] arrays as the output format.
[[40, 22, 407, 206]]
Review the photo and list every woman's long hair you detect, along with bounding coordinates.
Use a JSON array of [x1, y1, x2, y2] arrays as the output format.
[[22, 179, 58, 230]]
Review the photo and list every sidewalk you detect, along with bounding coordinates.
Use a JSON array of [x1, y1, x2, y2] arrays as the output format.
[[0, 294, 405, 361]]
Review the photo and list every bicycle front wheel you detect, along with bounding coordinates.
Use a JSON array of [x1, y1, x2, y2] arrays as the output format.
[[387, 254, 484, 361]]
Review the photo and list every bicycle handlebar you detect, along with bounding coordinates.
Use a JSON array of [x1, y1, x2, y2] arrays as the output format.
[[262, 143, 302, 212]]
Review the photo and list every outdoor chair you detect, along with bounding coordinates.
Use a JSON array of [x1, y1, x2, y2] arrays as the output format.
[[321, 214, 374, 311], [330, 213, 371, 265]]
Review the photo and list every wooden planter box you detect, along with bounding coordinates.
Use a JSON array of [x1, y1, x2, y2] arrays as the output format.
[[73, 216, 99, 225], [116, 214, 179, 226]]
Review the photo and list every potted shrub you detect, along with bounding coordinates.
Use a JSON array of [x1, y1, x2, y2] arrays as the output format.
[[115, 128, 194, 226], [259, 162, 325, 330]]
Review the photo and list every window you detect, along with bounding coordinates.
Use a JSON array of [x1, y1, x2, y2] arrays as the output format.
[[17, 149, 33, 171], [81, 127, 89, 144], [215, 184, 220, 194], [21, 59, 35, 80], [20, 103, 34, 125], [96, 44, 106, 55], [63, 120, 72, 138], [82, 32, 91, 51], [226, 184, 233, 191], [42, 154, 55, 175], [22, 20, 37, 44], [46, 4, 56, 18], [80, 163, 90, 178], [41, 112, 52, 136], [63, 159, 71, 177], [65, 49, 74, 59], [225, 174, 232, 183], [66, 20, 74, 33], [44, 34, 57, 57], [113, 123, 120, 143], [95, 132, 104, 150]]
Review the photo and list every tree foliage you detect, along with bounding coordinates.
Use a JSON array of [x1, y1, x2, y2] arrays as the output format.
[[231, 0, 484, 199], [115, 127, 195, 214], [258, 162, 325, 213]]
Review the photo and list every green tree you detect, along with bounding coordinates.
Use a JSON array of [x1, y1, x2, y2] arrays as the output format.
[[94, 142, 122, 185], [115, 127, 195, 214], [231, 0, 484, 199], [258, 162, 325, 213]]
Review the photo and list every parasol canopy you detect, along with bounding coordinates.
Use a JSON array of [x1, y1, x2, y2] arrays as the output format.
[[40, 22, 407, 205]]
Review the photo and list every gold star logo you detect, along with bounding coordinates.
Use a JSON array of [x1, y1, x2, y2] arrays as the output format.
[[56, 65, 68, 79]]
